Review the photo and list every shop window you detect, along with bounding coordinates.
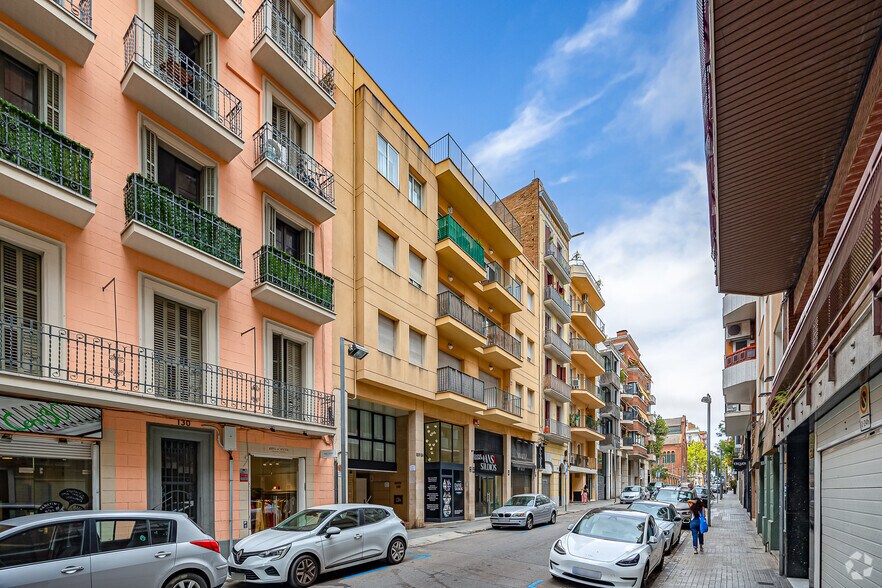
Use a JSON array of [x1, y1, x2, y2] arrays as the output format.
[[0, 521, 84, 566], [424, 421, 463, 464], [0, 455, 92, 521], [348, 408, 396, 471], [250, 457, 299, 532]]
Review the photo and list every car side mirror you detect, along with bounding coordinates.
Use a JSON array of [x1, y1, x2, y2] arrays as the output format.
[[648, 536, 659, 545], [567, 524, 574, 531], [674, 516, 682, 522], [325, 526, 341, 537]]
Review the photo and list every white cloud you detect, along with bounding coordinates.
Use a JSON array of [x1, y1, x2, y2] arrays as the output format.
[[571, 161, 726, 435], [551, 173, 577, 186]]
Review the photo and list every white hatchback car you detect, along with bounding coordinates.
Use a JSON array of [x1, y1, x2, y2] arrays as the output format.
[[549, 509, 665, 587], [229, 504, 407, 587]]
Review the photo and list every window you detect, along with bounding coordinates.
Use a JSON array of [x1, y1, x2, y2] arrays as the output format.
[[348, 408, 396, 467], [95, 519, 152, 552], [408, 174, 423, 209], [527, 389, 534, 411], [526, 289, 534, 311], [378, 313, 395, 355], [152, 5, 216, 103], [527, 339, 534, 362], [377, 134, 399, 187], [362, 508, 390, 525], [377, 227, 396, 270], [0, 46, 61, 130], [328, 510, 360, 531], [408, 250, 423, 288], [515, 383, 523, 401], [142, 125, 217, 212], [424, 421, 464, 464], [514, 330, 523, 354], [409, 329, 424, 366], [153, 295, 203, 401], [0, 521, 84, 568]]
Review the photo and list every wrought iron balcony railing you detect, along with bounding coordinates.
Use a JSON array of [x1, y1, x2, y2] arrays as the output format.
[[483, 261, 521, 301], [437, 214, 485, 267], [544, 328, 571, 361], [486, 387, 523, 417], [571, 337, 604, 365], [254, 246, 334, 311], [428, 134, 521, 243], [0, 313, 334, 426], [123, 16, 243, 138], [437, 291, 485, 336], [0, 99, 92, 198], [253, 123, 334, 206], [484, 323, 521, 358], [544, 418, 570, 440], [124, 174, 242, 268], [54, 0, 93, 27], [253, 0, 334, 99], [543, 374, 572, 403], [544, 286, 571, 321], [437, 366, 485, 404]]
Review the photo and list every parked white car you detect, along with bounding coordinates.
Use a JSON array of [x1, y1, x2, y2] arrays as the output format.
[[619, 486, 646, 504], [229, 504, 407, 587], [549, 509, 665, 587], [627, 501, 682, 553]]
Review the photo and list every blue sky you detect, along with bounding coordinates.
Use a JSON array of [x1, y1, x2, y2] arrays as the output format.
[[338, 1, 726, 442]]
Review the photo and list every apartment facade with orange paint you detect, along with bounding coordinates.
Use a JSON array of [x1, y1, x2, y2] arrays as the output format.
[[0, 0, 336, 553]]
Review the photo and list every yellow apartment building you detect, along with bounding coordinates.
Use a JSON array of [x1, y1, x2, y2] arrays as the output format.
[[333, 40, 542, 527]]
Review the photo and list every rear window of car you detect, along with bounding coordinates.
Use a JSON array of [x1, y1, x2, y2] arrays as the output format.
[[656, 489, 693, 502], [363, 508, 390, 525]]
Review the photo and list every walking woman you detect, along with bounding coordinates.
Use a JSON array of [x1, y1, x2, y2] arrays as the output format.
[[688, 497, 705, 554]]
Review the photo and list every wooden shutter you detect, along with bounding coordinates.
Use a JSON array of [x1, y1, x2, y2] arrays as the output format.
[[202, 166, 216, 212], [199, 33, 216, 114], [408, 330, 423, 366], [266, 205, 277, 247], [0, 243, 41, 375], [143, 128, 158, 181], [285, 338, 302, 387], [153, 6, 179, 73], [153, 295, 201, 401], [377, 314, 395, 355], [408, 251, 422, 286], [42, 67, 61, 131], [303, 229, 314, 268]]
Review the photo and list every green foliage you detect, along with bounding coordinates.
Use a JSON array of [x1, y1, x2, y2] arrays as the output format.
[[687, 440, 708, 479], [730, 478, 738, 491], [651, 465, 668, 480], [650, 416, 669, 459], [719, 438, 736, 468], [258, 246, 334, 311]]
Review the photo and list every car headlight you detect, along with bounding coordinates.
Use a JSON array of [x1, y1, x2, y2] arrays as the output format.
[[514, 512, 525, 517], [259, 545, 290, 560], [616, 553, 641, 567], [553, 539, 566, 555]]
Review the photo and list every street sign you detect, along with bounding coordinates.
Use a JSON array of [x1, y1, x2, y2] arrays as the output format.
[[320, 449, 335, 459], [859, 383, 871, 432], [733, 458, 748, 471]]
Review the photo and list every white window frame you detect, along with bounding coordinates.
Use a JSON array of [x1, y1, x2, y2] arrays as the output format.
[[262, 78, 314, 155], [377, 134, 399, 188], [377, 225, 396, 271], [527, 339, 534, 363], [408, 174, 423, 210], [408, 249, 423, 289], [138, 273, 219, 365], [262, 318, 314, 389], [0, 21, 66, 131], [263, 193, 314, 243], [527, 389, 534, 411], [526, 289, 534, 312], [377, 313, 396, 356], [408, 328, 424, 367], [0, 221, 64, 328], [139, 114, 219, 213]]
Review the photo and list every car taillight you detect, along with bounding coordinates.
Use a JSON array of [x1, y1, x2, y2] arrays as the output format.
[[191, 539, 220, 553], [400, 521, 407, 527]]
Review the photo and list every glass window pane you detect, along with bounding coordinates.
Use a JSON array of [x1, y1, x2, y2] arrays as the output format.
[[441, 423, 452, 463], [385, 443, 395, 462], [349, 408, 358, 437], [373, 414, 384, 440], [452, 425, 463, 464], [424, 422, 439, 462], [0, 521, 85, 567], [329, 510, 360, 530], [373, 441, 384, 462], [385, 416, 396, 442], [360, 440, 371, 460], [348, 437, 359, 460], [360, 411, 372, 439], [96, 520, 150, 552], [149, 519, 173, 545]]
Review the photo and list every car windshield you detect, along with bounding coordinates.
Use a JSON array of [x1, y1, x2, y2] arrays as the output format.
[[275, 509, 334, 532], [624, 486, 642, 492], [656, 489, 693, 503], [505, 496, 535, 507], [695, 487, 708, 497], [630, 503, 672, 521], [572, 513, 645, 544]]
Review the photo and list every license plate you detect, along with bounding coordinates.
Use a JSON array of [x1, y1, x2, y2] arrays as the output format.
[[230, 572, 247, 582], [572, 567, 602, 580]]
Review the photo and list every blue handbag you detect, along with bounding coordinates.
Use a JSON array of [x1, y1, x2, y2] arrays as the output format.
[[699, 513, 709, 533]]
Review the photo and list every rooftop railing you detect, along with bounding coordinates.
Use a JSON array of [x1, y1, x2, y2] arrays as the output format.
[[0, 313, 334, 426], [437, 366, 484, 404], [484, 323, 521, 358], [437, 291, 485, 336], [483, 261, 522, 301], [437, 214, 485, 267], [253, 246, 334, 311], [428, 134, 521, 243], [570, 258, 603, 294], [252, 0, 334, 99], [253, 123, 334, 206]]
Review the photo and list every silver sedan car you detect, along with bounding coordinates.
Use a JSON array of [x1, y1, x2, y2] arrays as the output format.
[[627, 501, 682, 553], [490, 493, 557, 530], [0, 510, 227, 588], [229, 504, 407, 587]]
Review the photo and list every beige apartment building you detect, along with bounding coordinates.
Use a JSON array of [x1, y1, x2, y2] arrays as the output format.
[[333, 41, 542, 526]]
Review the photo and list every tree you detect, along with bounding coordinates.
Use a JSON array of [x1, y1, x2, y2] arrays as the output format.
[[650, 416, 669, 460], [687, 440, 708, 480], [651, 465, 668, 480], [719, 438, 736, 468]]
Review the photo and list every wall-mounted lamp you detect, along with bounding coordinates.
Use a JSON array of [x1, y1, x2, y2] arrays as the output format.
[[488, 364, 494, 372], [447, 274, 454, 283], [447, 343, 454, 350], [488, 306, 494, 314]]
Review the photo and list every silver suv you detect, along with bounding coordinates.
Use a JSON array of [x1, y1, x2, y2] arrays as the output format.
[[0, 511, 227, 588], [654, 486, 698, 529]]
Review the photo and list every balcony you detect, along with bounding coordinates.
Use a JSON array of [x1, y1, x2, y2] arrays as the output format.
[[252, 246, 334, 324], [0, 99, 95, 227], [436, 367, 486, 412], [601, 432, 622, 450], [122, 174, 244, 287], [0, 314, 334, 432], [481, 262, 521, 314], [252, 123, 335, 223], [571, 338, 604, 377], [599, 370, 622, 391], [543, 286, 571, 323], [484, 387, 523, 424], [622, 435, 647, 455], [306, 0, 334, 16], [723, 349, 757, 404], [622, 382, 650, 408], [601, 402, 621, 420], [723, 294, 756, 323], [572, 385, 604, 410], [543, 329, 571, 364], [571, 300, 605, 345], [543, 374, 571, 404], [725, 403, 752, 436], [571, 415, 605, 442], [621, 409, 638, 424], [2, 0, 95, 65], [482, 323, 522, 370], [190, 0, 244, 36], [429, 135, 521, 259], [543, 418, 571, 444], [544, 244, 571, 284], [436, 214, 486, 283], [252, 1, 335, 119], [121, 17, 243, 161], [436, 292, 486, 351], [569, 454, 597, 471], [570, 259, 604, 311]]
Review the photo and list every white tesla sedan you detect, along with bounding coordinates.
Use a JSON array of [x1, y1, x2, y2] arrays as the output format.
[[549, 509, 665, 587]]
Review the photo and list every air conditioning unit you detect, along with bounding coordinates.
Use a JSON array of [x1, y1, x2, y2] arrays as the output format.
[[725, 320, 752, 341]]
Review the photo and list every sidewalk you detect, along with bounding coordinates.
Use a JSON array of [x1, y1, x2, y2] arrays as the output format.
[[656, 493, 789, 587], [408, 499, 616, 548]]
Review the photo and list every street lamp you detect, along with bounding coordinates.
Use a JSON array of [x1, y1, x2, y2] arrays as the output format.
[[701, 394, 712, 525], [339, 337, 369, 504]]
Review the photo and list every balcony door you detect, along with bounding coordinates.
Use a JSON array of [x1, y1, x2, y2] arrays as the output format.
[[0, 49, 61, 131], [272, 333, 304, 419], [270, 0, 307, 64], [143, 128, 215, 212], [0, 241, 41, 375], [153, 295, 203, 403], [265, 205, 314, 266], [270, 103, 311, 183], [153, 5, 215, 111]]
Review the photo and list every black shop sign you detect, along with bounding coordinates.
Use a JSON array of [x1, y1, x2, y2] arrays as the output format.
[[733, 458, 749, 471], [474, 450, 502, 475]]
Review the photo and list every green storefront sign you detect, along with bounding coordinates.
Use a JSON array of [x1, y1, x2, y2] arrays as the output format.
[[0, 395, 102, 438]]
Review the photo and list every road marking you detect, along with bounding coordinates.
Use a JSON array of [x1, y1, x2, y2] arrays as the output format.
[[411, 554, 431, 561], [340, 554, 431, 579], [527, 581, 543, 587]]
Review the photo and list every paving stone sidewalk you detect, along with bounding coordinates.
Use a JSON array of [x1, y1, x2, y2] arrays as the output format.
[[656, 493, 789, 587]]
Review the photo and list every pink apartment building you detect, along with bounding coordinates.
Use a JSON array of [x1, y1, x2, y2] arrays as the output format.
[[0, 0, 337, 553]]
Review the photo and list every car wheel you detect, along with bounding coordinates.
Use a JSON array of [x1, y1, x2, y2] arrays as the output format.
[[525, 515, 534, 530], [386, 537, 406, 565], [289, 554, 320, 588], [658, 551, 665, 572], [550, 511, 557, 525], [639, 561, 651, 587], [164, 572, 207, 588]]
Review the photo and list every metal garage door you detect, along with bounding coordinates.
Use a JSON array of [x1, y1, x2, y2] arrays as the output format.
[[820, 430, 882, 587]]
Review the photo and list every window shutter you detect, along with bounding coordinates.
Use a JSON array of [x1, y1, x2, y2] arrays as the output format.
[[408, 251, 422, 286], [202, 166, 216, 213], [408, 330, 423, 366], [199, 33, 216, 116], [303, 229, 315, 268], [266, 205, 277, 247], [377, 227, 394, 269], [378, 314, 395, 355], [285, 338, 302, 387], [1, 243, 41, 325], [154, 6, 178, 71], [42, 67, 61, 131], [143, 128, 158, 181], [377, 136, 387, 179]]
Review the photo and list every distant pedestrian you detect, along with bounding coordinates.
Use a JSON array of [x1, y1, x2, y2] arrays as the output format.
[[688, 498, 706, 554], [581, 485, 588, 504]]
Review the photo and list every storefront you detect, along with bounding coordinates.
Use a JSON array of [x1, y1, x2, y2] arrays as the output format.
[[474, 430, 503, 517], [510, 438, 535, 495], [0, 395, 101, 521], [249, 456, 302, 532], [424, 420, 464, 522]]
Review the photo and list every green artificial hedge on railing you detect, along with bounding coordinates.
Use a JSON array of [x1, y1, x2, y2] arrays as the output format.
[[256, 245, 334, 311]]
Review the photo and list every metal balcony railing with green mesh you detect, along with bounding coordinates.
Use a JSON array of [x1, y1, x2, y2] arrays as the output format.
[[254, 246, 334, 312], [124, 173, 242, 268], [437, 214, 485, 267]]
